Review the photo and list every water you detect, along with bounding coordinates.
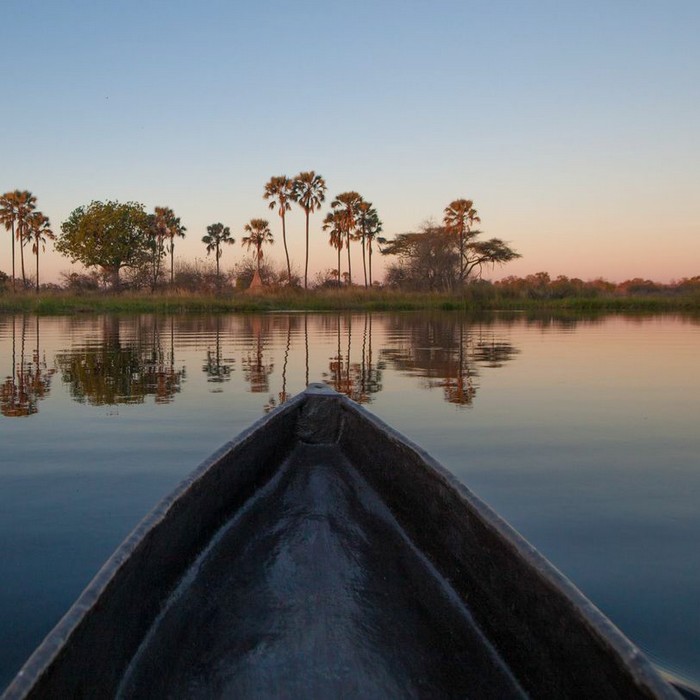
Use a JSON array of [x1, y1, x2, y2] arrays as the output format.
[[1, 311, 698, 691]]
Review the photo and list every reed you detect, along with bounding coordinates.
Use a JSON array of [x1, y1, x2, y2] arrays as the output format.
[[0, 288, 698, 315]]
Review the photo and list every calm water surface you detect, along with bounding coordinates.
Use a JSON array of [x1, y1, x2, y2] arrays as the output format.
[[1, 312, 698, 690]]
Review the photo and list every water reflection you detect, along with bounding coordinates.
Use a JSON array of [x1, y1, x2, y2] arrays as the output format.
[[202, 316, 235, 389], [1, 316, 55, 417], [381, 315, 518, 407], [54, 316, 185, 406], [3, 312, 700, 690], [0, 312, 525, 415], [264, 316, 294, 413], [241, 317, 274, 394], [322, 314, 383, 403]]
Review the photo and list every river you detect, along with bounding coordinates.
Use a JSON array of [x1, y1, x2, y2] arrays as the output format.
[[1, 311, 698, 691]]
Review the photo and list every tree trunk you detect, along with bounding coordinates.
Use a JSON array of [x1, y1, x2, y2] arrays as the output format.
[[282, 213, 291, 284], [368, 241, 372, 287], [361, 229, 367, 288], [19, 226, 26, 287], [304, 211, 310, 290], [151, 246, 160, 292], [170, 242, 175, 286], [346, 235, 352, 286], [11, 221, 16, 292], [35, 245, 39, 293], [104, 266, 120, 291]]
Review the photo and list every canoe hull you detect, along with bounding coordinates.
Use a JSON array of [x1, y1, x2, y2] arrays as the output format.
[[3, 385, 682, 699]]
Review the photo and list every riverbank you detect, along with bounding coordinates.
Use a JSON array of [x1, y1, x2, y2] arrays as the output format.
[[1, 288, 699, 315]]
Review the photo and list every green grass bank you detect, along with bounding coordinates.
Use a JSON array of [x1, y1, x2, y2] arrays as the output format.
[[1, 288, 699, 315]]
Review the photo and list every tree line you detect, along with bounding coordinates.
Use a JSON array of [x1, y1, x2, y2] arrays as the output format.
[[1, 177, 523, 293], [492, 272, 700, 299]]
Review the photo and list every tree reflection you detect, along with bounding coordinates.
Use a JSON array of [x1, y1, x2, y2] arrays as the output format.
[[241, 317, 273, 394], [202, 316, 235, 390], [381, 315, 518, 408], [264, 316, 294, 413], [1, 316, 55, 417], [55, 316, 185, 405], [323, 314, 383, 403]]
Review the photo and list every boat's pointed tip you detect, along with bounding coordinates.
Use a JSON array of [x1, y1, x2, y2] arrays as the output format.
[[305, 382, 337, 395]]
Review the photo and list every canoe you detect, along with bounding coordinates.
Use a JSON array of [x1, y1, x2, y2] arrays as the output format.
[[2, 384, 690, 699]]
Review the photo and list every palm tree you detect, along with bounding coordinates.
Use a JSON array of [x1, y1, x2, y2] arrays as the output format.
[[263, 176, 293, 284], [26, 212, 55, 292], [331, 191, 363, 286], [241, 218, 274, 280], [15, 191, 37, 288], [322, 210, 345, 286], [153, 206, 186, 286], [0, 192, 18, 291], [291, 171, 326, 289], [146, 213, 167, 291], [202, 222, 235, 285], [443, 199, 481, 284], [356, 200, 382, 288]]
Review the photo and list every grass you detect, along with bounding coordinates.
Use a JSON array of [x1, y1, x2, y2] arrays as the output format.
[[0, 288, 699, 315]]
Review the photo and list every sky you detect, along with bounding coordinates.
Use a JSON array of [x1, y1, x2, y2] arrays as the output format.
[[2, 0, 698, 285]]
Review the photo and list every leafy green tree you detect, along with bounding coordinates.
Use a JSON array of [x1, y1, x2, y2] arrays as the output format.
[[356, 200, 382, 287], [292, 171, 326, 289], [330, 191, 363, 286], [322, 210, 345, 286], [263, 176, 294, 284], [443, 199, 481, 284], [26, 211, 55, 292], [202, 222, 235, 284], [241, 218, 273, 279], [56, 200, 151, 290]]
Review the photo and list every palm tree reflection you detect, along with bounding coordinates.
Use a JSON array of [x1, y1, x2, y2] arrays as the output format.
[[241, 317, 273, 394], [264, 316, 294, 413], [1, 316, 55, 417], [202, 316, 235, 390], [323, 314, 383, 403]]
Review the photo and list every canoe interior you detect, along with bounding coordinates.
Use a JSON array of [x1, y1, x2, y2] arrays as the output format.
[[5, 387, 679, 699]]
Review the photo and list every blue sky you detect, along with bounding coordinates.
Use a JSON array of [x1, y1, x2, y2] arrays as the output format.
[[2, 0, 698, 283]]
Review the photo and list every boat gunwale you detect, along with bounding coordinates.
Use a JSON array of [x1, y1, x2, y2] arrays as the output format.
[[334, 395, 682, 700], [2, 392, 308, 700]]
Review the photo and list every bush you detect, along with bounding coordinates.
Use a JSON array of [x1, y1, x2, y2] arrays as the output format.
[[60, 270, 103, 292], [172, 259, 231, 293]]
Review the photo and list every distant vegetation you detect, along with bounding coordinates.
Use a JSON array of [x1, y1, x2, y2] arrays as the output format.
[[2, 182, 696, 314], [0, 270, 698, 315], [2, 176, 522, 296]]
